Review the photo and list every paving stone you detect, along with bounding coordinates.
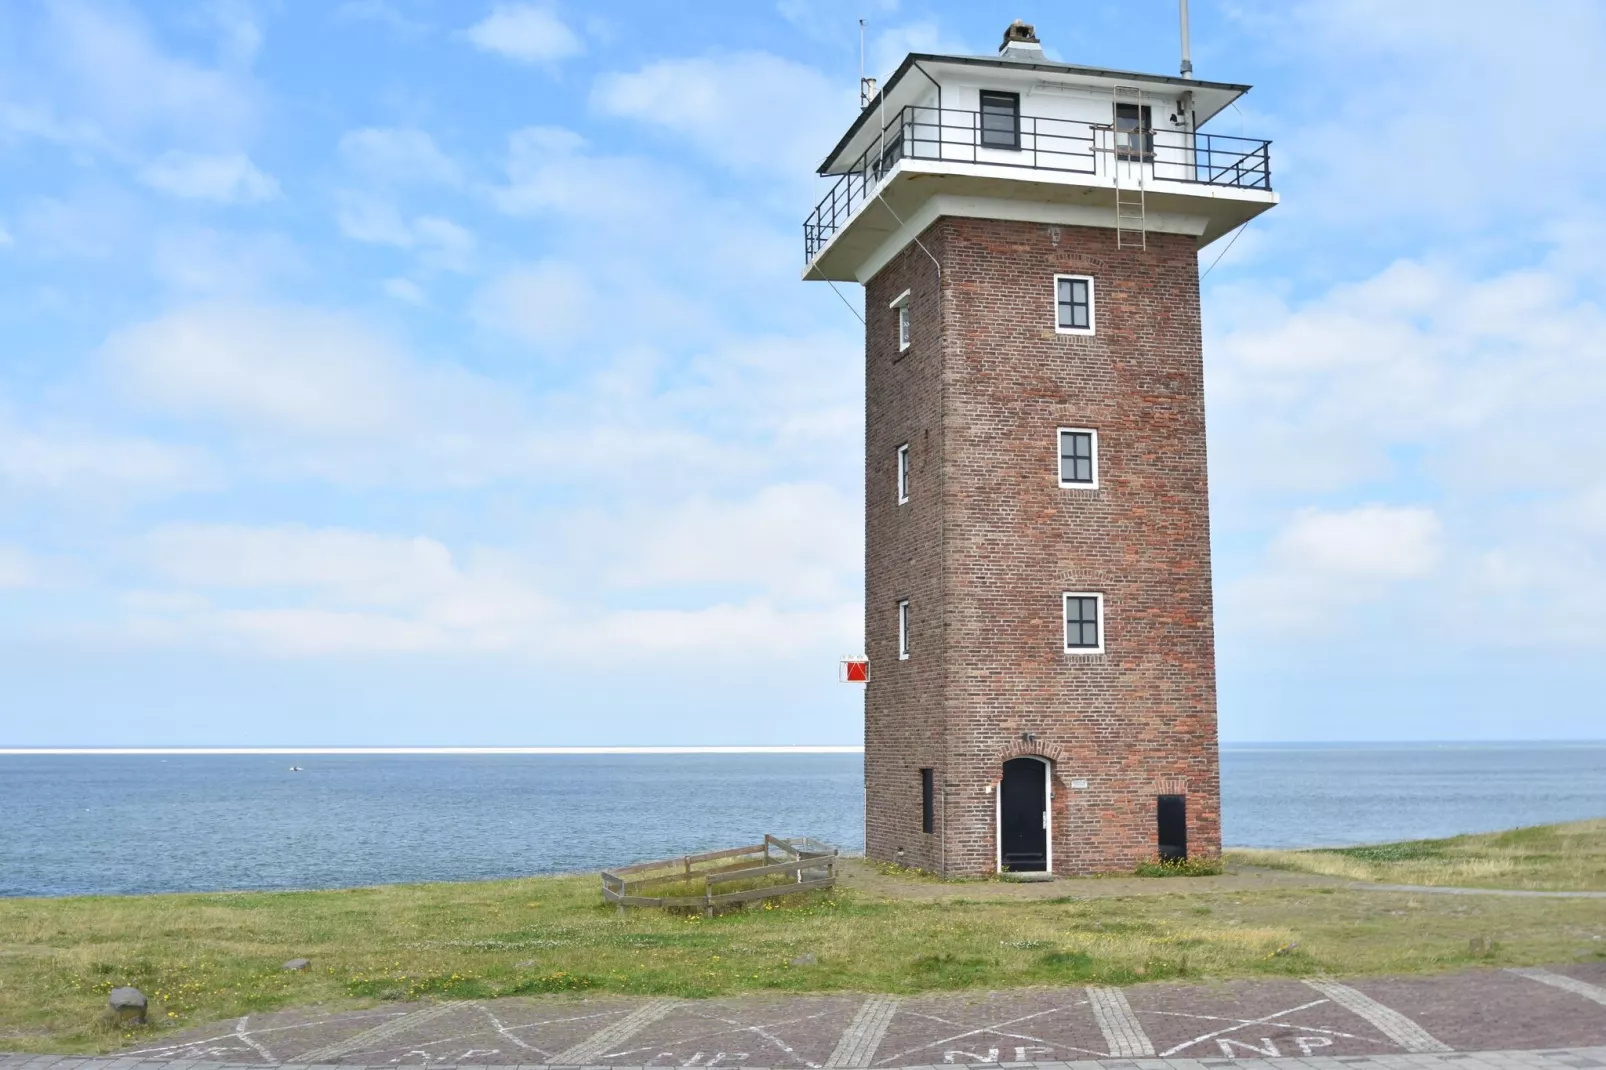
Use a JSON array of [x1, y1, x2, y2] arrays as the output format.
[[1350, 975, 1606, 1053]]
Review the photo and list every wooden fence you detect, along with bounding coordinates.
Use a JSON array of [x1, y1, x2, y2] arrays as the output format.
[[601, 835, 837, 916]]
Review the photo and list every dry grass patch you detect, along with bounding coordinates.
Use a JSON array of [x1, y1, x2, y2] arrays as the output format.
[[1229, 818, 1606, 891]]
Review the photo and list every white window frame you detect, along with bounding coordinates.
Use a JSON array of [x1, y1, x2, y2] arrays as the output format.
[[897, 599, 910, 660], [896, 443, 910, 504], [890, 289, 912, 352], [1057, 427, 1099, 489], [1062, 591, 1104, 654], [995, 754, 1053, 874], [1053, 274, 1096, 336]]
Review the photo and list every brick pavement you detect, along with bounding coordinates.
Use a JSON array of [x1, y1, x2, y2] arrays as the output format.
[[6, 965, 1602, 1070]]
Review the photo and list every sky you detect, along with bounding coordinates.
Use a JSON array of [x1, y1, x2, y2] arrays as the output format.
[[0, 0, 1603, 747]]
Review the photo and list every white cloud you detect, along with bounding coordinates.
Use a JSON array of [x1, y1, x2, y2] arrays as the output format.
[[410, 216, 474, 271], [1273, 505, 1442, 580], [335, 196, 475, 271], [338, 127, 459, 185], [102, 303, 419, 436], [471, 260, 714, 353], [130, 520, 858, 658], [383, 277, 426, 304], [0, 101, 112, 153], [40, 0, 256, 141], [147, 525, 464, 604], [1228, 504, 1442, 634], [1249, 1, 1606, 233], [600, 483, 859, 602], [777, 0, 899, 42], [89, 301, 814, 492], [17, 189, 141, 261], [491, 126, 670, 223], [868, 21, 971, 82], [0, 545, 48, 589], [487, 126, 796, 290], [150, 227, 301, 294], [0, 414, 205, 497], [1207, 254, 1606, 498], [138, 151, 279, 203], [199, 0, 264, 66], [460, 3, 581, 64], [334, 0, 429, 36], [470, 261, 606, 348], [1209, 241, 1606, 653], [592, 52, 851, 175]]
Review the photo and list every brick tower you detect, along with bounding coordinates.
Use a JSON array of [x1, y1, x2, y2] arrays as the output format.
[[804, 22, 1277, 875]]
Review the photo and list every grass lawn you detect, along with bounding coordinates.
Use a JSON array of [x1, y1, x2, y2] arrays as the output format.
[[1228, 818, 1606, 890], [1, 821, 1602, 1055]]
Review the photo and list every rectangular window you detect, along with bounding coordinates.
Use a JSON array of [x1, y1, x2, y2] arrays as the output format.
[[1114, 102, 1153, 161], [1063, 592, 1103, 653], [1055, 275, 1094, 334], [1058, 428, 1098, 488], [920, 768, 935, 834], [897, 443, 910, 504], [979, 90, 1021, 150], [890, 289, 911, 352], [897, 599, 910, 660]]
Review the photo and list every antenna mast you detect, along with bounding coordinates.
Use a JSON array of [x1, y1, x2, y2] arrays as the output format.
[[859, 18, 877, 107], [1179, 0, 1193, 78]]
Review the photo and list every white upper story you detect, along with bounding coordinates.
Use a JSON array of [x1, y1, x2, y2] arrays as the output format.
[[803, 21, 1278, 282]]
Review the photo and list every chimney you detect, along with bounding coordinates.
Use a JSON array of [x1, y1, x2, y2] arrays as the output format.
[[998, 20, 1044, 61]]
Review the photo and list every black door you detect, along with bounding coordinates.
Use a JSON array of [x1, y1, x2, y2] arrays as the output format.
[[1000, 757, 1047, 871], [1157, 794, 1187, 861]]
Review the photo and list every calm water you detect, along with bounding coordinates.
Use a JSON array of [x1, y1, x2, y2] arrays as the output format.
[[2, 744, 1603, 897]]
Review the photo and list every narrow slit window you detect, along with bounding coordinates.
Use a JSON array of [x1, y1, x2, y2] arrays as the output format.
[[1058, 429, 1097, 488], [897, 443, 910, 504], [920, 768, 935, 834], [1055, 275, 1094, 334], [979, 91, 1021, 150], [1063, 592, 1103, 653], [898, 599, 910, 660]]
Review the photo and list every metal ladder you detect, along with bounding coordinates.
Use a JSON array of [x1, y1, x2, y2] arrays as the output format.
[[1112, 85, 1147, 249]]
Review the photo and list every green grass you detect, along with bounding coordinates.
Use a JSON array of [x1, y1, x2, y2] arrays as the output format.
[[2, 820, 1603, 1055], [1132, 857, 1226, 878], [1228, 817, 1606, 890]]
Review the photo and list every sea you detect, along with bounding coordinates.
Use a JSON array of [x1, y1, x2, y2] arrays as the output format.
[[2, 743, 1603, 898]]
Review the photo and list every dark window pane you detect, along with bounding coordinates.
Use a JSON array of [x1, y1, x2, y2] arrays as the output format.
[[1058, 279, 1090, 329], [980, 92, 1020, 148], [1066, 596, 1101, 648], [1075, 458, 1091, 481]]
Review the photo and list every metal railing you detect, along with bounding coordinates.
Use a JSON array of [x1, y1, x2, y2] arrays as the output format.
[[803, 104, 1272, 263]]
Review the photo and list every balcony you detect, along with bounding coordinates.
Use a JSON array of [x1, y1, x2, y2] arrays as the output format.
[[802, 104, 1274, 272]]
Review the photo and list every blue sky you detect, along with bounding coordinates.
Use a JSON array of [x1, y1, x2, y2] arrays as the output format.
[[1, 0, 1603, 747]]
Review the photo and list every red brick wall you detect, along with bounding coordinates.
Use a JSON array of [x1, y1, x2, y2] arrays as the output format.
[[863, 230, 949, 873], [863, 217, 1221, 876]]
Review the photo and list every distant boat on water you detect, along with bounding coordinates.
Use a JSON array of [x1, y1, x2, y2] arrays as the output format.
[[288, 765, 303, 772]]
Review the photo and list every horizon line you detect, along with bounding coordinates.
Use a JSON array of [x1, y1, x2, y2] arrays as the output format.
[[0, 745, 867, 756], [2, 740, 1601, 757]]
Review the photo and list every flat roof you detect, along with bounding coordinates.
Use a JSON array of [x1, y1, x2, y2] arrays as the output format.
[[818, 52, 1253, 175]]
